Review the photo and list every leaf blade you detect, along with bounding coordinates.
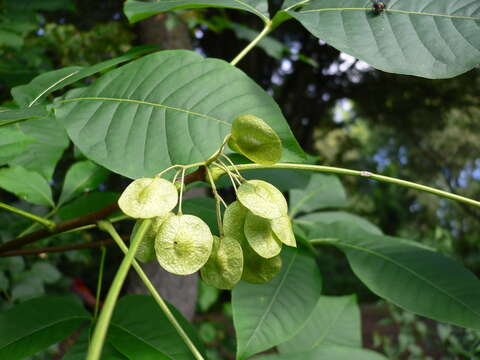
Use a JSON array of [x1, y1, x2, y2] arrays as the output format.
[[278, 295, 361, 353], [232, 248, 322, 359], [109, 294, 204, 360], [0, 166, 53, 206], [309, 222, 480, 330], [11, 46, 155, 107], [0, 106, 48, 126], [124, 0, 269, 23], [56, 50, 305, 179], [0, 296, 90, 360], [58, 160, 109, 206], [289, 174, 347, 217], [288, 0, 480, 78]]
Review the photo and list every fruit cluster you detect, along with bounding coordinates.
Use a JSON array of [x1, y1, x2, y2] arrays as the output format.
[[117, 114, 296, 289]]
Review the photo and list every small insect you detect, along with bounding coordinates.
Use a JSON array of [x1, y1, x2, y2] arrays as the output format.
[[371, 0, 386, 15]]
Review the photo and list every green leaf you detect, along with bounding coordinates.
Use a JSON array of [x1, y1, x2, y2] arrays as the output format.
[[0, 106, 48, 126], [0, 29, 23, 49], [198, 282, 220, 312], [296, 211, 382, 235], [278, 295, 361, 354], [124, 0, 269, 24], [289, 174, 347, 217], [109, 295, 204, 360], [255, 344, 388, 360], [11, 275, 44, 302], [242, 168, 310, 191], [0, 272, 9, 292], [0, 296, 90, 360], [10, 0, 76, 11], [11, 115, 69, 180], [182, 197, 219, 235], [287, 0, 480, 78], [0, 126, 36, 165], [232, 248, 322, 359], [63, 327, 127, 360], [0, 166, 53, 206], [11, 46, 155, 107], [12, 67, 82, 107], [31, 262, 61, 284], [309, 222, 480, 331], [56, 50, 305, 179], [282, 0, 306, 10], [58, 160, 109, 206], [57, 191, 119, 220]]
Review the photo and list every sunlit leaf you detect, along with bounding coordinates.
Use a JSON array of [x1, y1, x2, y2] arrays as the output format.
[[55, 50, 305, 179]]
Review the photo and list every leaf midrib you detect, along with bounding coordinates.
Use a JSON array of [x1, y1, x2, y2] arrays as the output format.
[[59, 163, 102, 206], [310, 297, 354, 349], [335, 241, 480, 320], [290, 184, 329, 217], [296, 7, 480, 21], [0, 316, 88, 350], [0, 169, 53, 207], [109, 322, 174, 359], [58, 97, 231, 127], [241, 251, 298, 356]]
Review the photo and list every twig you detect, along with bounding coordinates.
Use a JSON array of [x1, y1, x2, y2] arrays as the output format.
[[0, 167, 207, 254], [0, 203, 119, 253]]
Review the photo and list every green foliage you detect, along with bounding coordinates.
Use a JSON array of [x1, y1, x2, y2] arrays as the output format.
[[0, 296, 89, 360], [278, 295, 362, 353], [11, 47, 154, 107], [55, 50, 305, 179], [309, 222, 480, 330], [0, 166, 53, 206], [0, 106, 48, 126], [58, 160, 109, 206], [0, 1, 479, 359], [287, 0, 480, 78], [289, 173, 348, 217], [256, 345, 389, 360], [124, 0, 269, 23], [109, 295, 205, 359], [63, 327, 127, 360], [232, 248, 322, 359], [373, 303, 480, 359]]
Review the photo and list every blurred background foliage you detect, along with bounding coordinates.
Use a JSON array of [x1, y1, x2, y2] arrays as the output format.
[[0, 0, 479, 359]]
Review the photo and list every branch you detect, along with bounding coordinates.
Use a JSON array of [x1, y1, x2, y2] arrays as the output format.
[[0, 203, 119, 253], [0, 167, 206, 254]]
